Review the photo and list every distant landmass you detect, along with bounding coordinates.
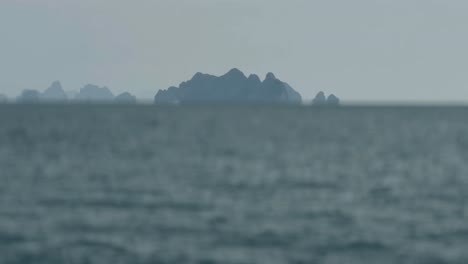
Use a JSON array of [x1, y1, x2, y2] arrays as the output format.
[[6, 73, 340, 105], [155, 68, 302, 104], [13, 81, 137, 103]]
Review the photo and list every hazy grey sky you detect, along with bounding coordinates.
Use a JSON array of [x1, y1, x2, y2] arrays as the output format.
[[1, 0, 468, 102]]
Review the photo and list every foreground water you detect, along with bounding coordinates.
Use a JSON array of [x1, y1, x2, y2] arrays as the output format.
[[1, 105, 468, 264]]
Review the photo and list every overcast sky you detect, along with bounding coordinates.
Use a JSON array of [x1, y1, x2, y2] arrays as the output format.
[[1, 0, 468, 102]]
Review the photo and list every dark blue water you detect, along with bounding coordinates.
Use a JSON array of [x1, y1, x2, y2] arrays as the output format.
[[1, 105, 468, 264]]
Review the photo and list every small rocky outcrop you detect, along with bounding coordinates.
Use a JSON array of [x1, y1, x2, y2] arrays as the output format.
[[312, 91, 327, 105], [41, 81, 67, 101], [327, 94, 340, 106], [75, 84, 114, 102], [154, 68, 302, 104], [17, 90, 41, 103], [114, 92, 137, 104], [312, 91, 340, 106]]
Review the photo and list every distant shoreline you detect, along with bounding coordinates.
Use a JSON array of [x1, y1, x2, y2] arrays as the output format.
[[2, 102, 468, 108]]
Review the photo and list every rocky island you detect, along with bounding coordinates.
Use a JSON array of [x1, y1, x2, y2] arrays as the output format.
[[12, 81, 137, 103], [17, 89, 41, 103], [8, 75, 339, 105], [74, 85, 137, 103], [154, 68, 302, 104], [41, 81, 67, 101], [75, 84, 114, 102], [114, 92, 137, 104], [312, 91, 340, 106]]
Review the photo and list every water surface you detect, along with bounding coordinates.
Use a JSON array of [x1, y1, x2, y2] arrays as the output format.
[[1, 105, 468, 263]]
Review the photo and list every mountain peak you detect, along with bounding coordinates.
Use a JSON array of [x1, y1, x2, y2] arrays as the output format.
[[191, 72, 205, 80], [312, 91, 327, 105], [115, 92, 137, 104], [265, 72, 276, 81], [327, 94, 340, 106], [50, 80, 62, 88], [247, 74, 261, 84], [223, 68, 246, 79], [42, 81, 67, 101]]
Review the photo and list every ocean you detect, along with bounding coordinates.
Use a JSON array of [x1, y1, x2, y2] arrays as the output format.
[[1, 104, 468, 264]]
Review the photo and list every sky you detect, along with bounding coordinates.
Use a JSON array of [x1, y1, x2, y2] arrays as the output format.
[[1, 0, 468, 102]]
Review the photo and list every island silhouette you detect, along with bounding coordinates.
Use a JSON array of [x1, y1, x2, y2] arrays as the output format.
[[13, 81, 137, 104], [155, 69, 339, 105], [3, 69, 340, 106], [155, 68, 302, 104]]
